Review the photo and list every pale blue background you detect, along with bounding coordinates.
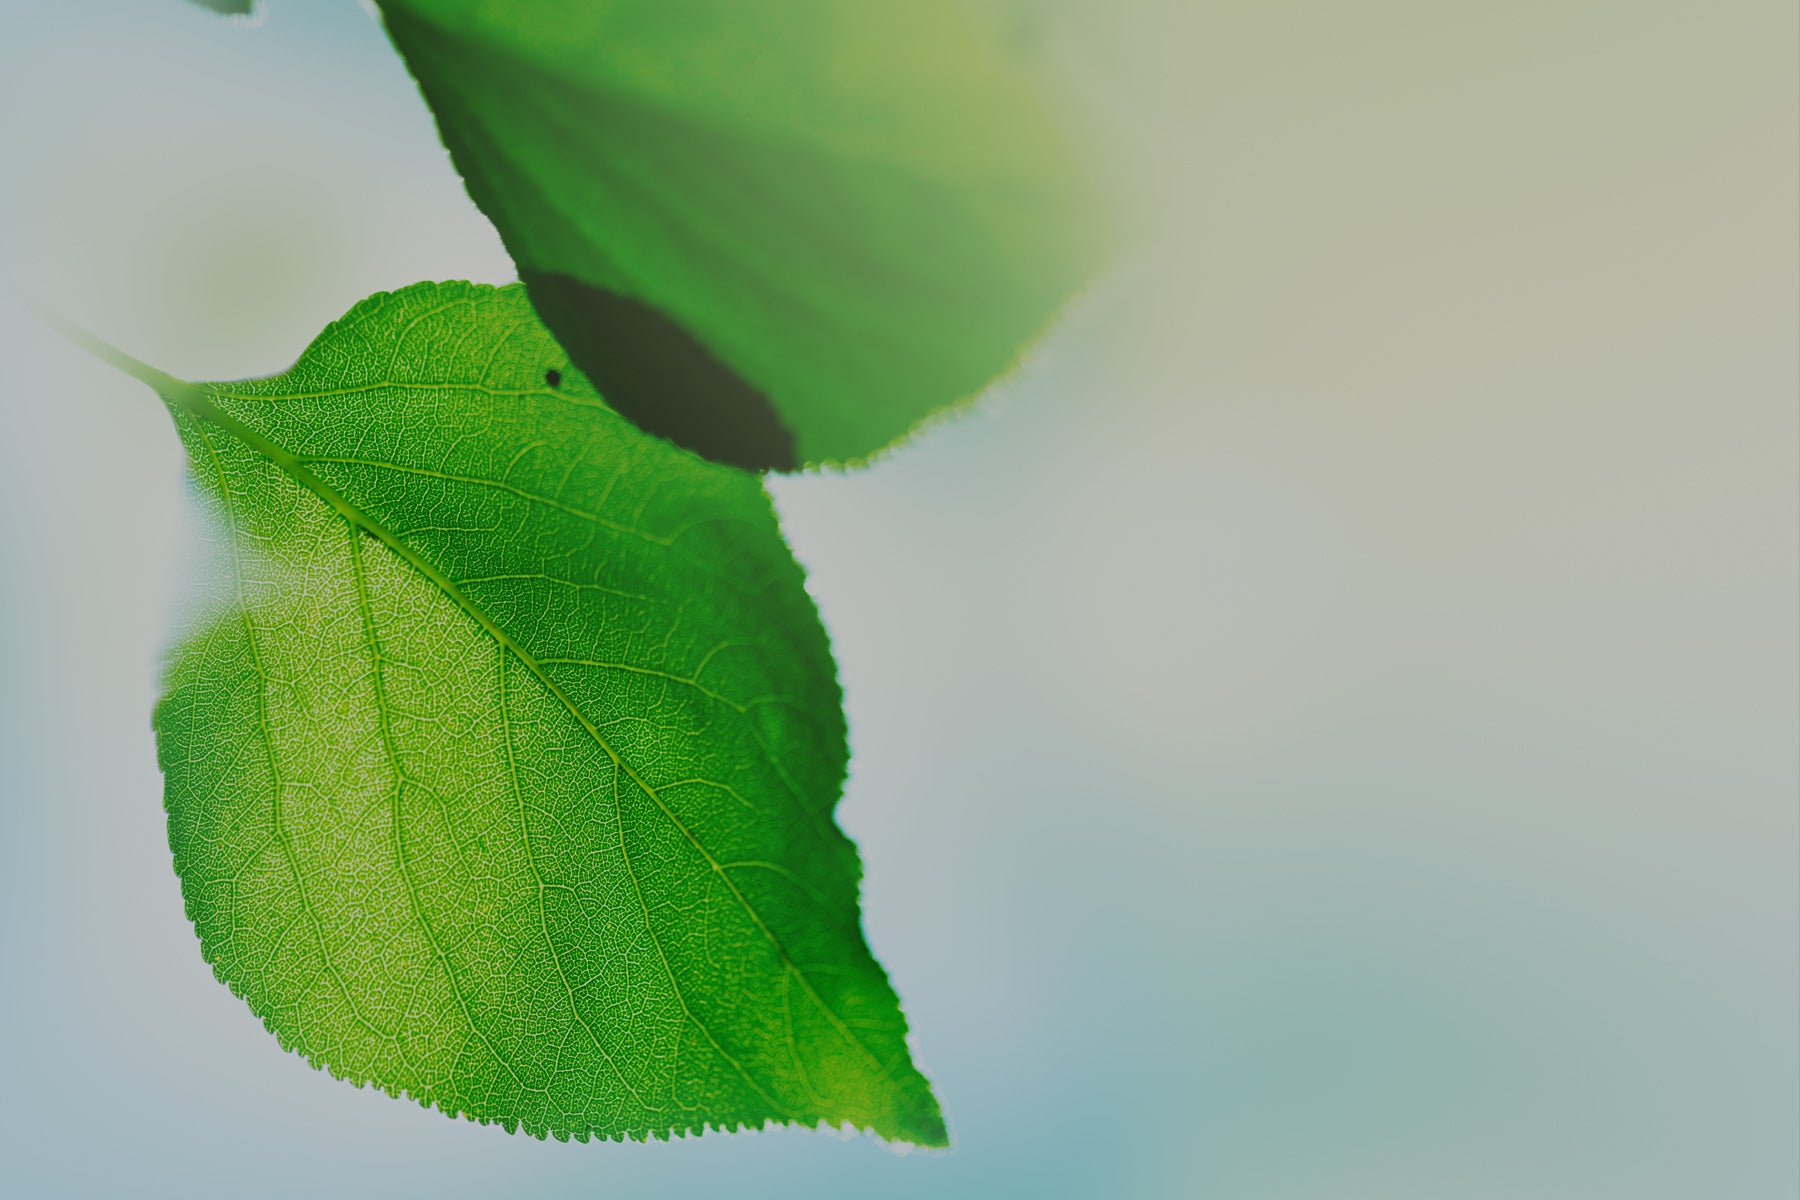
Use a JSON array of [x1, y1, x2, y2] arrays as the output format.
[[1, 3, 1795, 1197]]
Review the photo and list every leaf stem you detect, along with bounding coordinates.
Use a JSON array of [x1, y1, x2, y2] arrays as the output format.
[[37, 310, 213, 416]]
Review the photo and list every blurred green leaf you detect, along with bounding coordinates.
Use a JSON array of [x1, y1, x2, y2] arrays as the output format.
[[376, 1, 1108, 469], [89, 281, 944, 1144]]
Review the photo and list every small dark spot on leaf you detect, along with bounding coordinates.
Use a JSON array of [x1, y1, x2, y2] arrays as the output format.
[[545, 368, 562, 388]]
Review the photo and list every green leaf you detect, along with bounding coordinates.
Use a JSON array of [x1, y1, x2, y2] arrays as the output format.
[[374, 1, 1107, 470], [89, 281, 944, 1144]]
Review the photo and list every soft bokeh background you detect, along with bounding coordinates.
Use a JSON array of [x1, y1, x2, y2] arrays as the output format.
[[1, 2, 1794, 1197]]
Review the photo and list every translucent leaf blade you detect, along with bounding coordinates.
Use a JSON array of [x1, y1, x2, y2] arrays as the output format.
[[150, 281, 945, 1144], [375, 0, 1109, 469]]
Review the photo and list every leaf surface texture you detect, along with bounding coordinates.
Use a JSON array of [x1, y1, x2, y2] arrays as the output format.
[[146, 281, 944, 1144]]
